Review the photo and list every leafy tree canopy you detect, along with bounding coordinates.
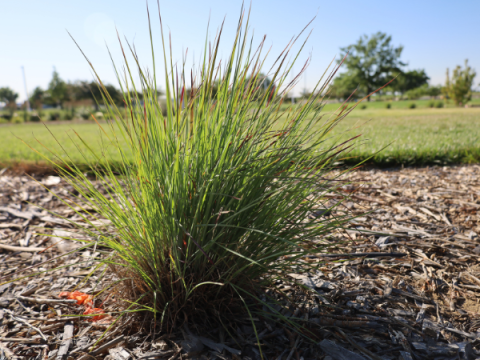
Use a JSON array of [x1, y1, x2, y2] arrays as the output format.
[[333, 32, 406, 101], [328, 72, 361, 100], [392, 69, 429, 94], [48, 68, 69, 108], [68, 81, 124, 109], [0, 87, 19, 115], [0, 87, 19, 104], [244, 73, 275, 101], [404, 84, 441, 100], [29, 87, 46, 109]]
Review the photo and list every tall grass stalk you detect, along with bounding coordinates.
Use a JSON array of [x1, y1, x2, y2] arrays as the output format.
[[35, 4, 360, 331]]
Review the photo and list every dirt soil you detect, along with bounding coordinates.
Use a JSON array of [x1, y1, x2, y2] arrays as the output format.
[[0, 165, 479, 360]]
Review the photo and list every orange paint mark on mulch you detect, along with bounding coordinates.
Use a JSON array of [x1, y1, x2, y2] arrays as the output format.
[[59, 291, 111, 322], [83, 307, 108, 321], [59, 291, 93, 306]]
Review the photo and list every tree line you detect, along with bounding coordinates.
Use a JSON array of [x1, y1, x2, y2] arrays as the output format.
[[328, 32, 477, 106], [0, 69, 127, 117], [29, 69, 125, 110], [0, 33, 477, 120]]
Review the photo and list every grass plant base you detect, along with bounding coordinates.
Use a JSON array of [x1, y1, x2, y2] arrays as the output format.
[[109, 261, 264, 332], [108, 266, 320, 354]]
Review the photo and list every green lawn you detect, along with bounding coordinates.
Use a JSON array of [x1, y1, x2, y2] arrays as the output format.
[[0, 121, 127, 169], [1, 105, 479, 170], [324, 107, 480, 166], [289, 97, 480, 112]]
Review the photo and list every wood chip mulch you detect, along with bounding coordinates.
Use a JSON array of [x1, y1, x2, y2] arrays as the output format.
[[0, 164, 479, 360]]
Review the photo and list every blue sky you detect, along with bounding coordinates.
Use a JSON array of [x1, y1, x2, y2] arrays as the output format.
[[2, 0, 479, 101]]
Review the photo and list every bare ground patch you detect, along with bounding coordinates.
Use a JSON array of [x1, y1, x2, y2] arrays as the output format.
[[0, 165, 479, 359]]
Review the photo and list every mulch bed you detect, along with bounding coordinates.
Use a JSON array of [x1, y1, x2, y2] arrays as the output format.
[[0, 165, 479, 360]]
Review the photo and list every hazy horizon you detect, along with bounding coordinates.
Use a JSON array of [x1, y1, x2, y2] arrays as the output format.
[[2, 0, 479, 102]]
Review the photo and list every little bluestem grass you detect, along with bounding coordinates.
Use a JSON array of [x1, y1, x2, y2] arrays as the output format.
[[29, 3, 362, 340]]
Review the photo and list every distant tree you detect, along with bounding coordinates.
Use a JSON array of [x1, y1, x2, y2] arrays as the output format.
[[0, 87, 19, 104], [127, 89, 144, 103], [404, 84, 441, 100], [404, 84, 427, 100], [70, 81, 124, 110], [103, 84, 124, 105], [300, 89, 313, 100], [244, 73, 275, 101], [48, 68, 69, 108], [68, 81, 90, 102], [337, 32, 406, 101], [0, 87, 19, 114], [443, 59, 477, 106], [329, 73, 361, 100], [392, 69, 429, 95], [29, 87, 46, 109], [425, 85, 442, 98]]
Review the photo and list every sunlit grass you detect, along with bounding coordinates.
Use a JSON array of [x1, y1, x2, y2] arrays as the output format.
[[3, 107, 479, 168], [332, 107, 480, 165], [2, 122, 122, 164]]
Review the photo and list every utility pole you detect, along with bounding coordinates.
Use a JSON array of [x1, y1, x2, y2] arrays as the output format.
[[21, 66, 31, 112], [304, 69, 307, 98], [291, 66, 295, 104]]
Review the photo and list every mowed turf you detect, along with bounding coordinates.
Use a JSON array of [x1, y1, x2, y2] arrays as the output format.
[[325, 106, 480, 165], [1, 105, 479, 169], [0, 121, 128, 169]]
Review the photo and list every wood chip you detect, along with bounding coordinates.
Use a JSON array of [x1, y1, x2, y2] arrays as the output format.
[[56, 321, 74, 360], [0, 243, 46, 252], [0, 164, 479, 360]]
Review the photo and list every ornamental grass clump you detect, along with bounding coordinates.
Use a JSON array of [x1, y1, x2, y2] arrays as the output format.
[[38, 5, 361, 330]]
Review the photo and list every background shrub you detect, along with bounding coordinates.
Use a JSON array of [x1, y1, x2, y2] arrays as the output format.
[[29, 113, 41, 122], [64, 107, 75, 120], [29, 110, 45, 122], [11, 115, 24, 124], [49, 112, 61, 121]]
